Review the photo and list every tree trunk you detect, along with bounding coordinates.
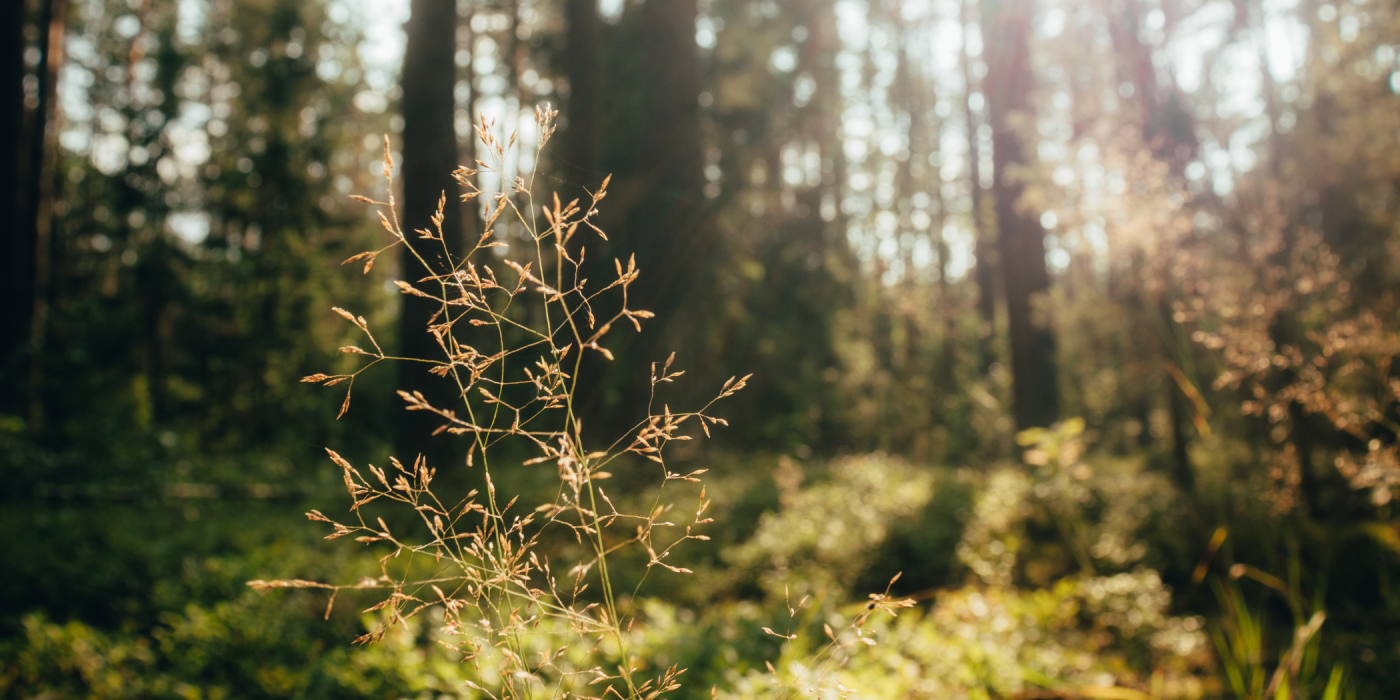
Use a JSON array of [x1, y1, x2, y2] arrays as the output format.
[[0, 0, 31, 416], [563, 0, 602, 182], [1101, 0, 1197, 481], [576, 0, 704, 434], [983, 0, 1058, 431], [398, 0, 465, 465], [21, 0, 65, 433], [961, 0, 998, 377], [1101, 0, 1195, 172], [617, 0, 704, 320]]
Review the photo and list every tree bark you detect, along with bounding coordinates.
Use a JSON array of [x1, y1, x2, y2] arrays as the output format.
[[1101, 0, 1195, 172], [575, 0, 705, 433], [983, 0, 1058, 430], [617, 0, 704, 320], [21, 0, 65, 433], [1101, 0, 1197, 482], [0, 0, 31, 416], [456, 8, 478, 242], [961, 0, 998, 377], [563, 0, 602, 182], [398, 0, 465, 465]]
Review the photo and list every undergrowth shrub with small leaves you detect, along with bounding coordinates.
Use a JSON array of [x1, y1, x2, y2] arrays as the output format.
[[718, 431, 1214, 699]]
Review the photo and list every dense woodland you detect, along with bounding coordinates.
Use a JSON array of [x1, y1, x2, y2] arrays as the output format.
[[4, 0, 1400, 697]]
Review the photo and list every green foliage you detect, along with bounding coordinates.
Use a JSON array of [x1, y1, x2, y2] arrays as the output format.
[[24, 0, 394, 488], [0, 500, 464, 698], [6, 0, 1400, 696], [729, 454, 936, 593]]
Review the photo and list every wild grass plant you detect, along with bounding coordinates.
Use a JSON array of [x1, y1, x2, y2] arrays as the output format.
[[232, 108, 1376, 700], [1208, 574, 1351, 700], [247, 108, 914, 700]]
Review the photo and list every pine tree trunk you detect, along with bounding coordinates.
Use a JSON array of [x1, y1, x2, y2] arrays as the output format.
[[22, 0, 65, 433], [983, 0, 1058, 430], [563, 0, 602, 182], [618, 0, 704, 321], [0, 0, 31, 416], [575, 0, 705, 433], [962, 0, 998, 377], [398, 0, 464, 465]]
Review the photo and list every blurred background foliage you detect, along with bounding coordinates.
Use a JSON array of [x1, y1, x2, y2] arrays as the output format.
[[4, 0, 1400, 697]]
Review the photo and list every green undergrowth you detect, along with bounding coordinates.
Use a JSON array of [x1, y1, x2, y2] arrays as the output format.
[[3, 439, 1388, 698]]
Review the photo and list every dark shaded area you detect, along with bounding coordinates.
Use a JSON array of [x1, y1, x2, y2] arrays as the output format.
[[398, 0, 467, 469]]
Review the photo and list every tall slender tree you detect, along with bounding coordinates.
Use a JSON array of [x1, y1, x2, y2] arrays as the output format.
[[22, 0, 65, 433], [576, 0, 706, 431], [982, 0, 1058, 430], [563, 0, 603, 182], [456, 4, 478, 243], [615, 0, 704, 318], [1101, 0, 1198, 488], [399, 0, 465, 463], [961, 0, 998, 376], [1, 0, 31, 416]]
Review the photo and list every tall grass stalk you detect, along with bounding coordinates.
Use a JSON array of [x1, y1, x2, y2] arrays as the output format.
[[244, 107, 915, 699], [249, 107, 752, 699], [1208, 549, 1353, 700]]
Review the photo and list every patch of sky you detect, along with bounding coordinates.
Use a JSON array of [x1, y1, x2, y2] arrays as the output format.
[[835, 0, 869, 48], [1039, 7, 1065, 38], [167, 211, 212, 246], [770, 46, 798, 73], [1166, 1, 1233, 93], [176, 0, 208, 46], [1263, 0, 1309, 81], [945, 224, 973, 278], [358, 0, 409, 92]]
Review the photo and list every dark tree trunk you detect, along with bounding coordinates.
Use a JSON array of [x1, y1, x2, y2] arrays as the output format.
[[1101, 0, 1198, 481], [0, 0, 31, 416], [983, 0, 1058, 431], [1166, 367, 1195, 491], [961, 0, 998, 377], [1157, 295, 1195, 492], [398, 0, 464, 465], [456, 10, 478, 243], [1102, 0, 1196, 173], [21, 0, 65, 433], [563, 0, 602, 182], [576, 0, 705, 435], [616, 0, 704, 320]]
